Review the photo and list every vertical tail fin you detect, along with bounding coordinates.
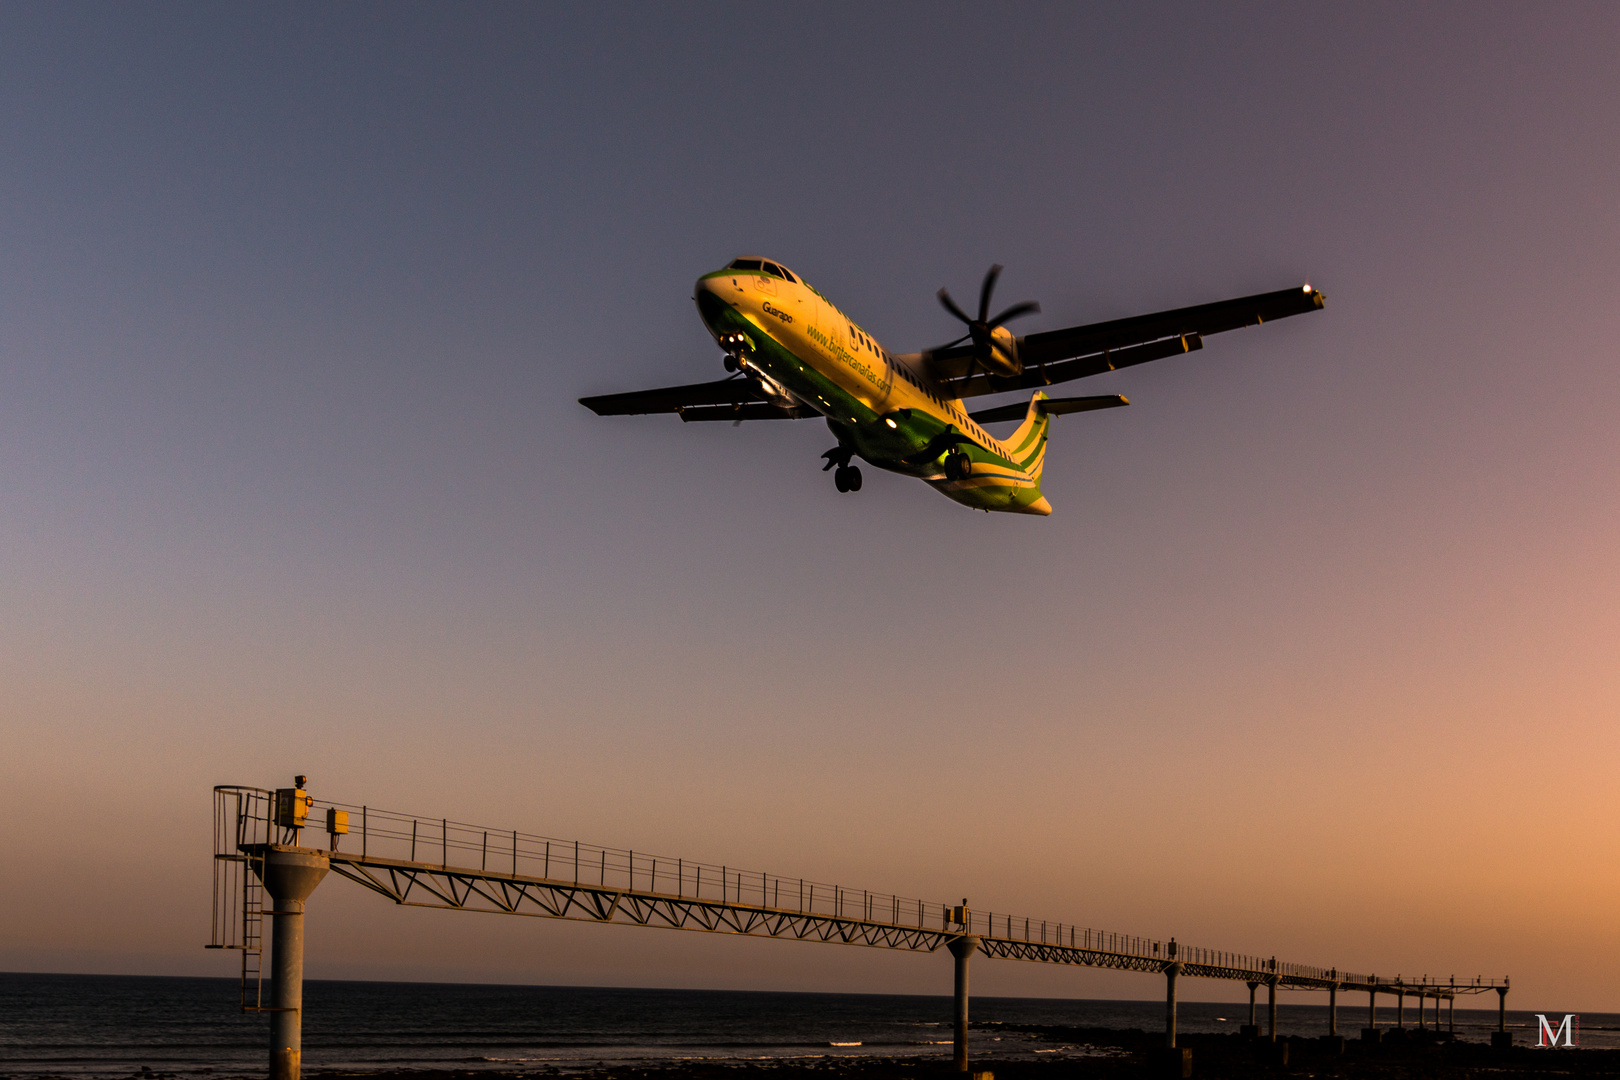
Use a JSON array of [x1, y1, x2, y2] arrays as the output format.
[[1004, 391, 1052, 480]]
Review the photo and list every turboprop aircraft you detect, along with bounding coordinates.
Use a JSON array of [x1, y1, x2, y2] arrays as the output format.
[[580, 258, 1325, 515]]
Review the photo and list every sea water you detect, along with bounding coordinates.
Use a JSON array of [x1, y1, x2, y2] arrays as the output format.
[[1, 973, 1609, 1077]]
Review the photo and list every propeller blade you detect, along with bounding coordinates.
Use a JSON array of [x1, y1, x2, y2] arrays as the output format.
[[924, 333, 972, 357], [988, 300, 1040, 327], [937, 288, 973, 326], [977, 265, 1003, 323]]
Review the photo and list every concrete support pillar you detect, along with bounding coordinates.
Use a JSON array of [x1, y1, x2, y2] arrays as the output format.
[[1368, 988, 1376, 1029], [1449, 996, 1455, 1034], [262, 847, 329, 1080], [1396, 990, 1405, 1028], [1420, 994, 1427, 1029], [1268, 979, 1278, 1042], [1491, 985, 1512, 1049], [947, 936, 979, 1072], [1247, 982, 1258, 1027], [1164, 963, 1181, 1048], [1329, 984, 1338, 1036]]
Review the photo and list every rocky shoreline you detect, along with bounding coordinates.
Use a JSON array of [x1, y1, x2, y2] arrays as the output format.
[[292, 1025, 1620, 1080]]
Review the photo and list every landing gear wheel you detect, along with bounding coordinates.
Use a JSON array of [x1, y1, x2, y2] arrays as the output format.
[[834, 466, 850, 493], [947, 452, 972, 480], [847, 466, 862, 491]]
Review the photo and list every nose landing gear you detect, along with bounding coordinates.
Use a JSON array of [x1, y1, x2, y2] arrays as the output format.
[[719, 332, 752, 373]]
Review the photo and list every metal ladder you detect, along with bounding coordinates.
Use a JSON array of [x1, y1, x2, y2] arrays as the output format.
[[210, 787, 276, 1012], [239, 850, 268, 1010]]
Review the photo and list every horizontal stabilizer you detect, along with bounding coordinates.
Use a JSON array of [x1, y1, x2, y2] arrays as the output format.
[[969, 394, 1129, 425]]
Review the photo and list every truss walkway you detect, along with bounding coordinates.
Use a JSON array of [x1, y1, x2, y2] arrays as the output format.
[[211, 781, 1511, 1080]]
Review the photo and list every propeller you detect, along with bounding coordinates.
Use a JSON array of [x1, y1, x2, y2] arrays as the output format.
[[933, 264, 1040, 362]]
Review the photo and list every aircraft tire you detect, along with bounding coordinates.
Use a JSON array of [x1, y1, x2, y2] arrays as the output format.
[[848, 466, 862, 492], [834, 466, 850, 493], [947, 452, 972, 480]]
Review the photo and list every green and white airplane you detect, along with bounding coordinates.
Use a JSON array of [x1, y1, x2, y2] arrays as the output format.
[[581, 259, 1325, 515]]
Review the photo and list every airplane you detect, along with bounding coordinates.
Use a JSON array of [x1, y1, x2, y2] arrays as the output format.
[[580, 258, 1325, 515]]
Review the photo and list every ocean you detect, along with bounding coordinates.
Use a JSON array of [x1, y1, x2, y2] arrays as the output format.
[[1, 973, 1611, 1076]]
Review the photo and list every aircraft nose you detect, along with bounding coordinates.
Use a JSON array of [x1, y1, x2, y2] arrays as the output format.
[[694, 275, 733, 328]]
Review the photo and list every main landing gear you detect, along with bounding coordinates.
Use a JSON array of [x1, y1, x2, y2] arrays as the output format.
[[821, 446, 861, 494]]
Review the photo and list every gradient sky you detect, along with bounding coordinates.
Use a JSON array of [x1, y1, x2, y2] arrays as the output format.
[[3, 3, 1618, 1011]]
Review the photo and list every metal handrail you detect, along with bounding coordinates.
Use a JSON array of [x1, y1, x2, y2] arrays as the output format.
[[213, 785, 1507, 994]]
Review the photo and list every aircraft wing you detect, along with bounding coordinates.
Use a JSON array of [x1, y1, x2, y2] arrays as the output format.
[[934, 285, 1325, 399], [579, 377, 818, 422]]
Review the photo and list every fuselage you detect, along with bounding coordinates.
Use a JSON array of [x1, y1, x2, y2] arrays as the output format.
[[695, 258, 1052, 514]]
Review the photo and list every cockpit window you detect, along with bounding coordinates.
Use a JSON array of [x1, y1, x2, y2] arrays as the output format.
[[728, 257, 798, 283]]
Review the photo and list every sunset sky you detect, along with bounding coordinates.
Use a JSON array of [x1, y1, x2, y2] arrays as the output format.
[[3, 4, 1617, 1011]]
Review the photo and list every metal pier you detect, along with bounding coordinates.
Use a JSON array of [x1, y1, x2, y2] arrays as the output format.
[[210, 781, 1511, 1080]]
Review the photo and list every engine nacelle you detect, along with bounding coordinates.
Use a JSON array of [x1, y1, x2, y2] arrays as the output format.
[[981, 324, 1022, 377]]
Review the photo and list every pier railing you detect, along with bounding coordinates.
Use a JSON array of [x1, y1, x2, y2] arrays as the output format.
[[211, 784, 1506, 1000]]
